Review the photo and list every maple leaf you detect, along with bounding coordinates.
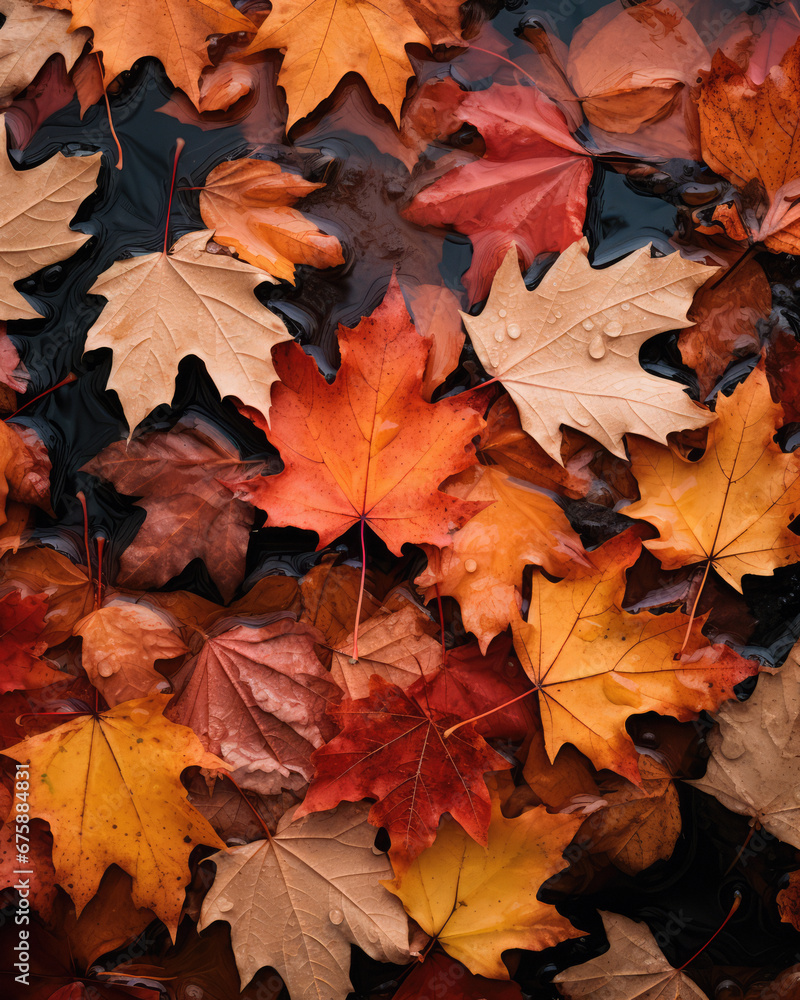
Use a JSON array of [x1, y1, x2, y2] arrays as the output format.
[[621, 364, 800, 592], [416, 463, 589, 652], [408, 634, 537, 741], [297, 675, 510, 865], [38, 0, 256, 111], [198, 801, 413, 999], [403, 282, 465, 401], [53, 866, 157, 973], [199, 158, 344, 283], [227, 276, 487, 554], [0, 590, 64, 692], [403, 83, 592, 303], [0, 800, 59, 921], [111, 921, 284, 1000], [0, 546, 94, 644], [300, 555, 381, 665], [241, 0, 463, 127], [393, 952, 524, 1000], [83, 229, 292, 435], [385, 781, 583, 977], [698, 39, 800, 250], [524, 731, 681, 875], [512, 529, 759, 783], [167, 617, 339, 795], [677, 260, 770, 398], [0, 118, 100, 319], [554, 910, 708, 1000], [145, 574, 302, 637], [82, 415, 271, 601], [0, 0, 90, 107], [1, 694, 227, 936], [462, 240, 715, 463], [476, 394, 595, 497], [331, 601, 441, 700], [74, 601, 188, 707], [566, 0, 708, 135], [688, 637, 800, 850]]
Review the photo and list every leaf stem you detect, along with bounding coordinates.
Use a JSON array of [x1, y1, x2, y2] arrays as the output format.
[[3, 373, 76, 421], [163, 138, 185, 257], [434, 583, 447, 666], [96, 53, 123, 171], [220, 771, 272, 840], [676, 889, 741, 971], [468, 45, 538, 85], [352, 515, 367, 661], [75, 491, 94, 592], [443, 686, 534, 738], [677, 559, 711, 658]]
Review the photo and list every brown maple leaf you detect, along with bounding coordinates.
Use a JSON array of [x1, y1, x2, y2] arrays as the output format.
[[83, 415, 271, 601]]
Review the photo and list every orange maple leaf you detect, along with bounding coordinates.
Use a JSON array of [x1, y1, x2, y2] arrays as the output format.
[[38, 0, 255, 110], [699, 38, 800, 251], [227, 277, 488, 555], [512, 530, 758, 783], [621, 364, 800, 591]]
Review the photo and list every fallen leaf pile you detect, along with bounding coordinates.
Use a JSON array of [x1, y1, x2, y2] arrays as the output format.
[[2, 1, 800, 998]]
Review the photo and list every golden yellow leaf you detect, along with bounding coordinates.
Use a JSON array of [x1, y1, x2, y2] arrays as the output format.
[[385, 782, 583, 977], [462, 240, 715, 463], [2, 694, 228, 937], [511, 530, 758, 783]]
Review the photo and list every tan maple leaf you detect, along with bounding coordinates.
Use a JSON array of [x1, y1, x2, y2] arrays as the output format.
[[462, 240, 716, 463], [199, 801, 414, 999], [83, 229, 292, 433], [554, 911, 709, 1000], [0, 0, 90, 106], [688, 638, 800, 850], [0, 118, 100, 319]]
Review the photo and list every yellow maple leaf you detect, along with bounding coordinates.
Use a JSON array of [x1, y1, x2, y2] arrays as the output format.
[[2, 694, 228, 937]]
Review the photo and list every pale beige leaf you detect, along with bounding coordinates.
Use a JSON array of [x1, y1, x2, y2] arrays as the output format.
[[83, 229, 292, 432], [198, 802, 414, 999], [555, 910, 709, 1000], [0, 118, 100, 319], [0, 0, 90, 105], [688, 641, 800, 850], [461, 240, 716, 463]]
